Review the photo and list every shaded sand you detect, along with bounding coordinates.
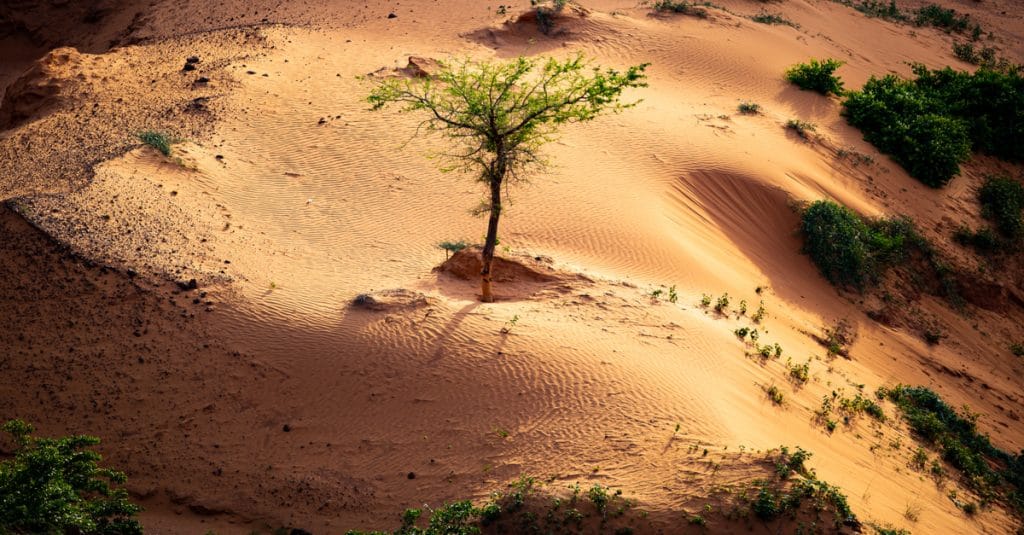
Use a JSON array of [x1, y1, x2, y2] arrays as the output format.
[[2, 0, 1024, 533]]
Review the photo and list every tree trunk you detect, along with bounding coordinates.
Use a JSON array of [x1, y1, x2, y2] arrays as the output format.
[[480, 174, 502, 302]]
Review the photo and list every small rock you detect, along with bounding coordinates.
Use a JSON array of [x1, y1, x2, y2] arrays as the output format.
[[282, 424, 292, 432], [196, 76, 210, 84], [407, 471, 416, 479], [182, 63, 196, 72], [177, 278, 198, 291], [387, 12, 397, 18], [186, 56, 200, 64]]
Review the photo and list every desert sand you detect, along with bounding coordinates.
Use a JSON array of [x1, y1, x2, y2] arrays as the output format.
[[2, 0, 1023, 533]]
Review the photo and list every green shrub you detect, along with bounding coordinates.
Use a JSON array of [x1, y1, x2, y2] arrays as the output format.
[[800, 201, 875, 288], [800, 200, 941, 290], [914, 4, 974, 33], [0, 420, 142, 535], [851, 0, 905, 21], [785, 58, 845, 96], [137, 131, 173, 156], [751, 13, 797, 27], [651, 0, 709, 17], [978, 175, 1024, 238], [844, 64, 1024, 186], [841, 72, 973, 187]]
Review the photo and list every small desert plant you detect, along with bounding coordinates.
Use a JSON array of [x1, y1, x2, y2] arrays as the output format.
[[1010, 342, 1024, 357], [138, 131, 173, 156], [766, 384, 784, 405], [714, 293, 730, 313], [737, 102, 761, 114], [787, 359, 810, 384], [667, 285, 679, 303], [439, 239, 470, 258], [785, 58, 845, 96], [751, 300, 766, 323], [785, 119, 817, 139]]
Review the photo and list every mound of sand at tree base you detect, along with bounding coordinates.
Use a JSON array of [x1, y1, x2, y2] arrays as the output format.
[[434, 246, 577, 284], [2, 0, 1024, 533]]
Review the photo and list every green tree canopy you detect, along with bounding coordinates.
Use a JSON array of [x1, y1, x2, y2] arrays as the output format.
[[0, 419, 142, 534], [368, 54, 648, 301]]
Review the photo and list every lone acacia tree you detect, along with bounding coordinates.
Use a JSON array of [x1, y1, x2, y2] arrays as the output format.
[[368, 55, 648, 302]]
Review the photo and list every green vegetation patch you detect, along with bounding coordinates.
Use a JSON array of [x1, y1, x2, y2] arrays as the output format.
[[137, 130, 174, 156], [842, 64, 1024, 187], [954, 175, 1024, 255], [0, 420, 142, 535], [801, 200, 909, 289], [785, 58, 845, 96], [879, 385, 1024, 514], [651, 0, 710, 18], [914, 4, 976, 34], [748, 447, 857, 528]]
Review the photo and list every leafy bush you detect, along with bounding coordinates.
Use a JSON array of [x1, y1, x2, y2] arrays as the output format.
[[851, 0, 904, 21], [651, 0, 709, 17], [785, 58, 845, 96], [978, 175, 1024, 238], [800, 201, 875, 288], [800, 200, 945, 290], [843, 65, 1024, 187], [914, 4, 974, 33], [751, 13, 797, 27], [0, 420, 142, 535], [137, 131, 173, 156]]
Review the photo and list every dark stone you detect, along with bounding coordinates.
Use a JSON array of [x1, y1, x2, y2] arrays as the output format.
[[196, 76, 210, 84], [186, 56, 201, 64], [407, 471, 415, 479], [282, 424, 291, 432], [182, 63, 196, 72], [177, 278, 198, 291], [387, 12, 397, 18]]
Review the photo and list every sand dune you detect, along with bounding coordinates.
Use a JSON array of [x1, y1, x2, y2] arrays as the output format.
[[2, 0, 1023, 533]]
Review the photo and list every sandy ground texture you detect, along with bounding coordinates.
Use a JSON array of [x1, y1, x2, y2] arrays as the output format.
[[2, 0, 1024, 533]]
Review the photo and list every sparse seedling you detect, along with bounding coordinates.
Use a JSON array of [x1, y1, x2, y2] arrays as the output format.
[[500, 314, 520, 334], [766, 384, 785, 405], [700, 293, 712, 308]]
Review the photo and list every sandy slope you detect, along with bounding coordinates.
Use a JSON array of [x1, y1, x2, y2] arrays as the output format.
[[2, 0, 1024, 533]]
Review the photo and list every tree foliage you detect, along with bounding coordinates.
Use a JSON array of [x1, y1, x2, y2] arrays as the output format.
[[368, 55, 647, 301], [0, 420, 142, 534]]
